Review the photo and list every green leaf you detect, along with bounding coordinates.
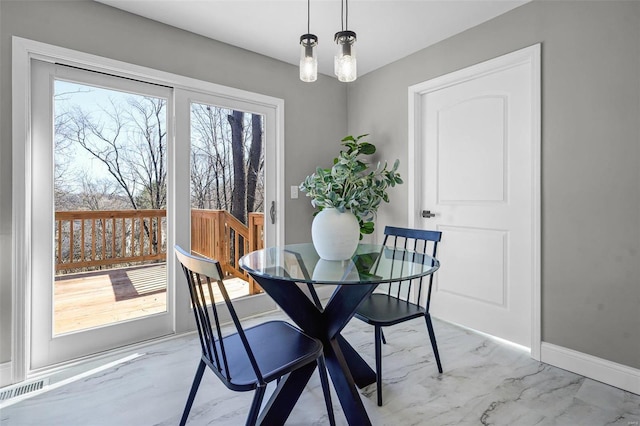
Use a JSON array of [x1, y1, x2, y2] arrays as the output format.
[[360, 222, 374, 234], [359, 143, 376, 155]]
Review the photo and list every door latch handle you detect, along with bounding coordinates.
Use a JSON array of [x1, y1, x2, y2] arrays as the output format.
[[270, 201, 276, 224], [422, 210, 436, 218]]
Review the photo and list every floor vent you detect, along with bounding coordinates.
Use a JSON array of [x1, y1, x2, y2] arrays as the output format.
[[0, 379, 49, 401]]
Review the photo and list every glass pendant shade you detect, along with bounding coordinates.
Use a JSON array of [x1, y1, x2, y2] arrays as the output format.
[[334, 30, 357, 82], [300, 34, 318, 82]]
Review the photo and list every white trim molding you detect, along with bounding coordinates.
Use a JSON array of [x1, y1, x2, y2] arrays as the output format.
[[12, 36, 33, 384], [0, 362, 13, 388], [541, 342, 640, 395], [407, 44, 542, 360]]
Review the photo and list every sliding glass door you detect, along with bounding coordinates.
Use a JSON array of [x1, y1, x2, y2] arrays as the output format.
[[25, 52, 283, 372]]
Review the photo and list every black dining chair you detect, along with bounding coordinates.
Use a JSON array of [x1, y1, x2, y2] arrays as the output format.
[[353, 226, 443, 406], [175, 245, 335, 426]]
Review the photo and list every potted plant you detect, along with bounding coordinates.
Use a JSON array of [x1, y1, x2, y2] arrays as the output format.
[[300, 134, 403, 260]]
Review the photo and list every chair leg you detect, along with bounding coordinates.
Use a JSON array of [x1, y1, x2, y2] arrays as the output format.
[[380, 328, 387, 345], [374, 325, 383, 406], [246, 385, 267, 426], [425, 314, 443, 373], [317, 355, 336, 426], [180, 360, 206, 426]]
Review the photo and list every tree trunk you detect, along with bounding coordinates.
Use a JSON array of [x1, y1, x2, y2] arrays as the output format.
[[246, 114, 262, 214], [228, 110, 246, 223]]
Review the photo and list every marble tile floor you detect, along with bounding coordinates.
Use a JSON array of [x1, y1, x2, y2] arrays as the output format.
[[1, 310, 639, 426]]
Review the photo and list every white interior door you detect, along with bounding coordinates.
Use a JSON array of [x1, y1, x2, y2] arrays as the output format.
[[409, 46, 540, 350]]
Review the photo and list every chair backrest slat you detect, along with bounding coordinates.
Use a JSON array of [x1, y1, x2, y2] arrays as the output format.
[[382, 226, 442, 310], [175, 245, 266, 386], [197, 273, 229, 378], [183, 267, 209, 357], [384, 226, 442, 243]]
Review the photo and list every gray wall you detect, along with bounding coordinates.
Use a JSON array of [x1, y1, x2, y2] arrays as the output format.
[[348, 0, 640, 369], [0, 1, 347, 366]]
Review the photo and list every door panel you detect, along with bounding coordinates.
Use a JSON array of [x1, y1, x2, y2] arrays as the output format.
[[436, 226, 506, 306], [30, 60, 174, 370], [414, 49, 539, 348], [438, 96, 506, 202], [173, 89, 279, 333]]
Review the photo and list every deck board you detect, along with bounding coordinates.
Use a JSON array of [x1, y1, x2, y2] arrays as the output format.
[[54, 264, 249, 335]]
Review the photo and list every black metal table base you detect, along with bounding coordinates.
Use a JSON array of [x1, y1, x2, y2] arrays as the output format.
[[252, 275, 377, 426]]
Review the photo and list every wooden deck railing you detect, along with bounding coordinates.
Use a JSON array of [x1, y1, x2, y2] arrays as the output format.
[[55, 209, 265, 294], [55, 210, 166, 272], [191, 210, 264, 293]]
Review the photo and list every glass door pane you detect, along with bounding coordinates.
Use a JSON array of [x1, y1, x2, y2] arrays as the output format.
[[53, 80, 168, 334], [189, 102, 265, 300]]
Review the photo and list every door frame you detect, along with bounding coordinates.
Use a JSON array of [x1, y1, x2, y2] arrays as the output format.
[[11, 36, 285, 382], [407, 44, 541, 359]]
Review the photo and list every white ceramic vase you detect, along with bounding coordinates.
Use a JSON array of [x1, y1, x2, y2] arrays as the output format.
[[311, 208, 360, 260]]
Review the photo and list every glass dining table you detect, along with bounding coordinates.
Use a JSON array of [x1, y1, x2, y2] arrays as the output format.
[[239, 243, 440, 425]]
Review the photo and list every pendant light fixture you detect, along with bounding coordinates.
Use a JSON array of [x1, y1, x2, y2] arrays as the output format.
[[334, 0, 357, 82], [299, 0, 318, 82]]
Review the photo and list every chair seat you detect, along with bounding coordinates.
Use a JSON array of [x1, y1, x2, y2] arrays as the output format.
[[209, 320, 323, 390], [355, 293, 426, 327]]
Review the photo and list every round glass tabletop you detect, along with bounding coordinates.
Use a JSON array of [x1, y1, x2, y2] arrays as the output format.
[[239, 243, 440, 285]]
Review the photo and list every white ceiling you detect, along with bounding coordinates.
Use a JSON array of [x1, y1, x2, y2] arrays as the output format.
[[97, 0, 530, 78]]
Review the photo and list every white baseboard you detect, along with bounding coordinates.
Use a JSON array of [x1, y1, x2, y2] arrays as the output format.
[[0, 362, 13, 388], [541, 342, 640, 395]]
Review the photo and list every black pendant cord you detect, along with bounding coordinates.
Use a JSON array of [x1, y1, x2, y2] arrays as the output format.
[[345, 0, 349, 31], [307, 0, 311, 34]]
